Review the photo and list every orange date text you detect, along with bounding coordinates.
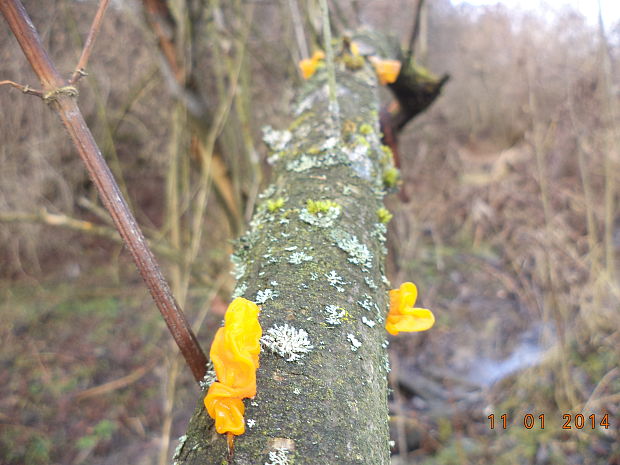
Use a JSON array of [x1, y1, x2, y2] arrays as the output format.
[[487, 413, 610, 430]]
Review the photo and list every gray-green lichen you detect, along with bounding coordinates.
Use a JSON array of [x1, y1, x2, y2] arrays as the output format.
[[173, 435, 187, 461], [231, 282, 247, 299], [365, 276, 378, 290], [330, 229, 374, 270], [231, 253, 247, 280], [299, 205, 340, 228], [285, 151, 346, 173]]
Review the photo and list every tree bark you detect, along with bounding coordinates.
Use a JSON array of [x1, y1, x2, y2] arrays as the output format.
[[176, 54, 405, 465]]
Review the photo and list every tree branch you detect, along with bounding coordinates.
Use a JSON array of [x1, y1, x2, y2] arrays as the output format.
[[0, 208, 189, 270], [405, 0, 425, 68], [0, 79, 42, 96], [0, 0, 208, 382], [69, 0, 111, 84]]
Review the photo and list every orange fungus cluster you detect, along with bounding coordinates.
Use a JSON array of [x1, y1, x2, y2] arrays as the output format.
[[386, 282, 435, 335], [299, 50, 325, 79], [372, 58, 402, 85], [204, 297, 262, 435]]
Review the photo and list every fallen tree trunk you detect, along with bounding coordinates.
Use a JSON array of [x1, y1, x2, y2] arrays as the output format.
[[175, 41, 443, 465]]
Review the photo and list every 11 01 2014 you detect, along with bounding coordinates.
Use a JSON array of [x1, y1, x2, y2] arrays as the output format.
[[487, 413, 611, 430]]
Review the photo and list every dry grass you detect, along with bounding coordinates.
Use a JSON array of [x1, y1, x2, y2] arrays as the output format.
[[386, 3, 619, 464]]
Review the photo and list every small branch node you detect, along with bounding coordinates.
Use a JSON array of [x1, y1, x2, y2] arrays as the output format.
[[43, 85, 79, 104], [0, 79, 43, 97], [69, 68, 88, 85]]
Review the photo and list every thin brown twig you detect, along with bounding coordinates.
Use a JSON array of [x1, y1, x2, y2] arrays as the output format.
[[405, 0, 425, 67], [0, 0, 208, 382], [0, 79, 42, 97], [75, 358, 160, 400], [69, 0, 111, 84], [0, 207, 188, 268]]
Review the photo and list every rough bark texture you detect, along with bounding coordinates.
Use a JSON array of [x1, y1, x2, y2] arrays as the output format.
[[176, 56, 399, 465]]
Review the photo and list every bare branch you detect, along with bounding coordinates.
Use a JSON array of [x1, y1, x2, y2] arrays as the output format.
[[405, 0, 425, 67], [69, 0, 111, 84], [0, 79, 43, 97], [0, 208, 183, 267]]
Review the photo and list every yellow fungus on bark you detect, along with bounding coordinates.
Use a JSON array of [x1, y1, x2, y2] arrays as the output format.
[[372, 58, 402, 85], [299, 50, 325, 79], [204, 297, 262, 435], [386, 282, 435, 335]]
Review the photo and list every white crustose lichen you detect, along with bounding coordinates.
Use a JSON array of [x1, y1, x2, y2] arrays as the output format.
[[265, 448, 290, 465], [357, 294, 382, 320], [256, 288, 279, 304], [324, 304, 345, 325], [199, 360, 217, 391], [362, 316, 376, 328], [384, 355, 391, 373], [288, 251, 314, 264], [347, 333, 362, 351], [261, 324, 314, 361], [325, 270, 346, 292], [357, 294, 375, 312]]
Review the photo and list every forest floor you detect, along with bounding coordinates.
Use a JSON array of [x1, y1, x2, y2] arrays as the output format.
[[1, 267, 202, 464]]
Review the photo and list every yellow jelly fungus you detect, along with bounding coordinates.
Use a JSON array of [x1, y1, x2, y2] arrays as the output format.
[[311, 50, 326, 61], [299, 50, 325, 79], [372, 59, 402, 85], [204, 297, 262, 435], [386, 282, 435, 335], [299, 59, 316, 79]]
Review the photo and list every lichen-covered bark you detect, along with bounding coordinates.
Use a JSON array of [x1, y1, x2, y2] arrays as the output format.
[[176, 59, 398, 465]]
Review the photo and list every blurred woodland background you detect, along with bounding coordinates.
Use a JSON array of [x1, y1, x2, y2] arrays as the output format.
[[1, 0, 619, 464]]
